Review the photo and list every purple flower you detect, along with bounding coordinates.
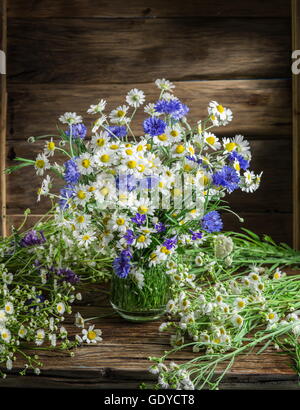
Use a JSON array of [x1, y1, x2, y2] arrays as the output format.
[[186, 155, 203, 165], [113, 249, 132, 278], [154, 222, 167, 233], [107, 125, 127, 138], [201, 211, 223, 233], [64, 158, 80, 184], [163, 236, 178, 250], [20, 230, 46, 247], [66, 123, 87, 140], [59, 184, 75, 209], [212, 166, 240, 193], [143, 117, 166, 137], [154, 99, 182, 115], [189, 230, 203, 240], [171, 102, 189, 120], [131, 213, 146, 226], [124, 229, 136, 245], [57, 268, 80, 284]]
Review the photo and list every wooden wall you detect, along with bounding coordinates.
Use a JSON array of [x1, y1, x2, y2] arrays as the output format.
[[4, 0, 293, 243]]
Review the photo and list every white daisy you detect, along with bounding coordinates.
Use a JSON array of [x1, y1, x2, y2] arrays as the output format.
[[233, 134, 251, 156], [144, 103, 159, 116], [44, 138, 56, 156], [82, 325, 102, 344], [92, 115, 107, 133], [90, 131, 110, 150], [155, 78, 175, 92], [203, 132, 221, 150], [73, 184, 92, 206], [4, 302, 14, 315], [74, 231, 97, 247], [126, 88, 145, 108], [56, 302, 66, 315], [134, 233, 152, 249], [1, 328, 11, 343], [37, 175, 52, 201], [34, 153, 51, 176], [76, 153, 94, 175], [59, 112, 82, 125], [0, 309, 7, 323], [165, 124, 184, 143], [18, 326, 27, 338], [109, 105, 129, 124], [87, 99, 107, 114], [231, 314, 244, 328], [35, 329, 45, 346]]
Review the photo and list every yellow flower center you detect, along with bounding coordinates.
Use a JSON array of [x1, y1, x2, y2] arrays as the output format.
[[137, 235, 146, 243], [175, 145, 185, 154], [268, 313, 275, 320], [170, 130, 179, 137], [138, 205, 148, 214], [217, 104, 225, 113], [146, 143, 151, 150], [199, 175, 209, 186], [158, 134, 168, 141], [238, 300, 245, 308], [184, 164, 192, 172], [225, 142, 236, 152], [137, 164, 145, 173], [236, 317, 243, 325], [159, 181, 164, 188], [100, 187, 109, 196], [81, 159, 91, 168], [97, 138, 105, 147], [116, 218, 125, 225], [127, 160, 137, 169], [117, 110, 125, 117], [100, 154, 110, 163], [35, 160, 45, 169], [77, 190, 86, 199], [77, 216, 85, 223], [125, 148, 133, 155], [206, 136, 216, 145], [210, 114, 217, 121], [82, 235, 90, 241], [47, 141, 55, 151], [88, 186, 96, 192], [110, 144, 119, 150], [87, 330, 97, 340]]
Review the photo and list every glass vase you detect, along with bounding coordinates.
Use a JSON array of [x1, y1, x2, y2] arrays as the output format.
[[110, 267, 171, 322]]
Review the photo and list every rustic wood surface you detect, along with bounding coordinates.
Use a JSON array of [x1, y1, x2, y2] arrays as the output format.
[[7, 80, 292, 140], [7, 0, 291, 18], [0, 285, 298, 390], [292, 0, 300, 249], [7, 17, 291, 84]]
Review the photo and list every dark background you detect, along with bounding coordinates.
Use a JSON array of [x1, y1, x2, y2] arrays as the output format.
[[4, 0, 293, 243]]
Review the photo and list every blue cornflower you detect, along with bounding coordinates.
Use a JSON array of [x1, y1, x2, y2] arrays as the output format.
[[131, 213, 146, 226], [64, 158, 80, 184], [154, 222, 167, 233], [124, 230, 136, 245], [143, 117, 167, 137], [20, 230, 46, 247], [227, 151, 249, 170], [154, 99, 182, 115], [189, 230, 203, 241], [59, 184, 75, 210], [212, 166, 240, 193], [201, 211, 223, 233], [115, 174, 137, 192], [113, 249, 132, 278], [163, 236, 178, 250], [171, 102, 189, 120], [66, 123, 87, 140], [107, 125, 127, 138]]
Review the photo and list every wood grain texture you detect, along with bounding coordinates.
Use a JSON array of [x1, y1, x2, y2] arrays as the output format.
[[0, 295, 298, 389], [7, 18, 291, 84], [7, 80, 292, 140], [0, 0, 7, 237], [7, 0, 291, 18], [5, 138, 292, 215], [292, 0, 300, 249]]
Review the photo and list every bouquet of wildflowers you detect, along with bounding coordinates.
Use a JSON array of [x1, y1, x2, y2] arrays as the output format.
[[9, 79, 262, 316]]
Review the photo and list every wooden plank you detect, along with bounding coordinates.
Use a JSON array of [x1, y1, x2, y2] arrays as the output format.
[[7, 80, 292, 140], [7, 18, 291, 84], [5, 212, 293, 246], [0, 302, 298, 389], [292, 0, 300, 249], [0, 0, 7, 237], [7, 0, 291, 18], [5, 138, 292, 215]]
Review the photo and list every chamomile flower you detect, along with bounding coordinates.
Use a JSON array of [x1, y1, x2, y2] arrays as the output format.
[[75, 312, 85, 328], [35, 329, 45, 346], [82, 325, 102, 344], [91, 131, 110, 150], [74, 231, 97, 247], [231, 314, 244, 328], [37, 175, 52, 201], [109, 105, 129, 124], [109, 213, 129, 233], [73, 184, 91, 206], [76, 153, 94, 175], [273, 269, 285, 280], [59, 112, 82, 125], [56, 302, 66, 315], [222, 138, 237, 154], [44, 138, 56, 156], [4, 302, 14, 315], [155, 78, 175, 92], [18, 326, 27, 338], [208, 101, 233, 126], [153, 133, 172, 146], [165, 124, 184, 143], [0, 310, 7, 323], [72, 213, 91, 229], [171, 143, 187, 158], [234, 298, 247, 311], [134, 233, 152, 249], [266, 311, 279, 325], [144, 103, 159, 116], [126, 88, 145, 108], [1, 328, 11, 343], [87, 99, 107, 114], [203, 132, 221, 150], [92, 115, 107, 133], [94, 148, 117, 168], [34, 153, 51, 176], [232, 135, 251, 157]]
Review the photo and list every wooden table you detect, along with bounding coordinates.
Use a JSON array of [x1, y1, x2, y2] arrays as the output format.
[[0, 286, 299, 390]]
